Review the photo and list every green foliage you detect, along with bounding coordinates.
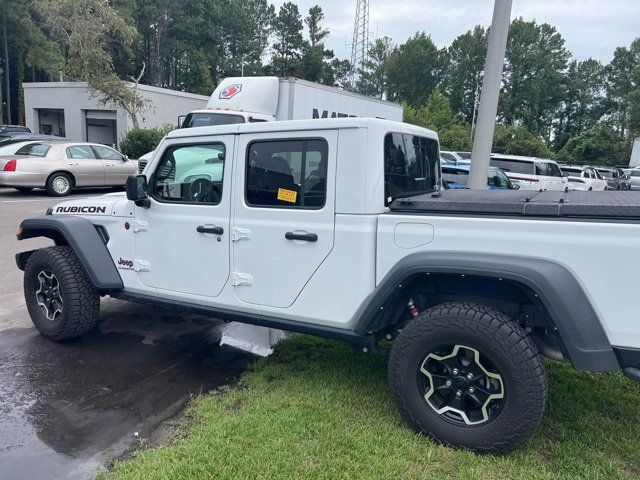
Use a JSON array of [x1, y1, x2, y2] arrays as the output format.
[[271, 2, 304, 77], [101, 335, 640, 480], [404, 89, 472, 151], [500, 18, 571, 140], [442, 25, 487, 123], [559, 123, 630, 166], [119, 126, 173, 159], [492, 125, 554, 158], [356, 37, 394, 99], [387, 32, 442, 107]]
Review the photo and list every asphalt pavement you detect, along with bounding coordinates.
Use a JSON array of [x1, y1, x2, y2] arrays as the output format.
[[0, 187, 255, 479]]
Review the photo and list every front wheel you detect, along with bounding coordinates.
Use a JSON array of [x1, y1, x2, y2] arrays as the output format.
[[24, 246, 100, 340], [388, 302, 547, 454]]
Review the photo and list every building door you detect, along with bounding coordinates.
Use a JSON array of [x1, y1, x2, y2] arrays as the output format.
[[85, 110, 117, 147]]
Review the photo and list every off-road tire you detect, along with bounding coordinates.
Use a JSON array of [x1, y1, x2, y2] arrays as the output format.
[[388, 302, 547, 455], [46, 172, 73, 196], [14, 187, 33, 193], [24, 246, 100, 341]]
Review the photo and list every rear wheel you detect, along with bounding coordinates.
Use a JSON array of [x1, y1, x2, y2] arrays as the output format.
[[46, 172, 73, 196], [388, 302, 547, 454], [24, 246, 100, 341]]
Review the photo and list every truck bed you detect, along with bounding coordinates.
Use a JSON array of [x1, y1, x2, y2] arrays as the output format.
[[390, 190, 640, 220]]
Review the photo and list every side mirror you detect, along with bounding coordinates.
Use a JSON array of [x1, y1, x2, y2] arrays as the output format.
[[177, 115, 186, 128], [511, 182, 520, 190], [126, 175, 150, 207], [123, 155, 129, 161]]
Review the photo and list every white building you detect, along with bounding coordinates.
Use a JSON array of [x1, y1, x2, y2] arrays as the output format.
[[22, 82, 209, 148]]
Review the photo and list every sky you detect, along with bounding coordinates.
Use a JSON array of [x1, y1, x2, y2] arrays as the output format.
[[271, 0, 639, 63]]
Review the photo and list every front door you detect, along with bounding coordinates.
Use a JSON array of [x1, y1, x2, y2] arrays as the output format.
[[92, 144, 134, 185], [134, 137, 233, 298], [232, 132, 337, 308]]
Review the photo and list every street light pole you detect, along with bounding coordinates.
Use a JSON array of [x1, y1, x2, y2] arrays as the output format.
[[467, 0, 512, 189]]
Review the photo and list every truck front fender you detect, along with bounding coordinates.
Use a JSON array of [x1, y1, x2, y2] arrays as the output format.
[[17, 215, 123, 290], [353, 252, 619, 372]]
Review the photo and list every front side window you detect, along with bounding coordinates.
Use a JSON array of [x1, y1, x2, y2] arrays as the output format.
[[489, 170, 511, 188], [93, 145, 124, 160], [384, 132, 439, 205], [15, 143, 51, 157], [246, 139, 328, 208], [66, 145, 96, 159], [152, 143, 225, 204]]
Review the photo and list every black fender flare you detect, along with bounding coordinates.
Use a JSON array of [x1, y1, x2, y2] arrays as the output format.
[[352, 252, 619, 372], [16, 215, 123, 290]]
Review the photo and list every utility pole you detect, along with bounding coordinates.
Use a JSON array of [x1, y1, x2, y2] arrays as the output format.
[[467, 0, 512, 189]]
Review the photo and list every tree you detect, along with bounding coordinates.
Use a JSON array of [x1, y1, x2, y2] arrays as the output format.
[[387, 32, 441, 106], [356, 36, 393, 99], [404, 89, 472, 151], [35, 0, 149, 127], [553, 58, 605, 151], [298, 6, 335, 84], [492, 125, 554, 158], [442, 26, 487, 123], [559, 123, 629, 166], [604, 38, 640, 138], [271, 2, 304, 77], [500, 19, 571, 140]]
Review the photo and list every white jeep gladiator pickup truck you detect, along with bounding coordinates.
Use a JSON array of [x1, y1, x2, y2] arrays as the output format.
[[15, 118, 640, 454]]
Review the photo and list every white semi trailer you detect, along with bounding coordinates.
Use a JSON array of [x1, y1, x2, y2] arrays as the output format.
[[179, 76, 403, 127]]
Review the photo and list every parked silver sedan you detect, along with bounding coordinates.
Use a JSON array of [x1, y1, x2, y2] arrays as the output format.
[[0, 141, 137, 196]]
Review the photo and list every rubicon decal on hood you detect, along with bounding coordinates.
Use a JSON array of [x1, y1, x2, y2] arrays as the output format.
[[55, 206, 107, 214], [219, 84, 242, 99]]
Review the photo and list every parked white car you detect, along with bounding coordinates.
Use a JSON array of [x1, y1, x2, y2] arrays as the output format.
[[566, 177, 592, 191], [559, 166, 607, 191], [489, 154, 566, 191]]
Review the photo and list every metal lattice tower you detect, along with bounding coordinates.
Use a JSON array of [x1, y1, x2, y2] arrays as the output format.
[[350, 0, 370, 82]]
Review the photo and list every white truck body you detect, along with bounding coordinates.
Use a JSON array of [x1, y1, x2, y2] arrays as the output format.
[[17, 118, 640, 454]]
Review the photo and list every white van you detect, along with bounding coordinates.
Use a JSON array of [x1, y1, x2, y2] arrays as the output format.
[[489, 154, 567, 191]]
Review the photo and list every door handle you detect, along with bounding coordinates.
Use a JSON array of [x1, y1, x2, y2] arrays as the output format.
[[285, 232, 318, 242], [197, 225, 224, 235]]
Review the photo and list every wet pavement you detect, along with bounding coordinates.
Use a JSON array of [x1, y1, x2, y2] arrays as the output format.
[[0, 188, 256, 480]]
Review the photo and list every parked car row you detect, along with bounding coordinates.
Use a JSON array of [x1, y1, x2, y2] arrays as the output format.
[[441, 151, 633, 192]]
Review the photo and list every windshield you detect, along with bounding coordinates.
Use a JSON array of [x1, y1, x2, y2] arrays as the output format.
[[456, 151, 471, 160], [14, 143, 51, 157], [182, 112, 245, 128], [384, 132, 439, 205], [598, 170, 613, 178]]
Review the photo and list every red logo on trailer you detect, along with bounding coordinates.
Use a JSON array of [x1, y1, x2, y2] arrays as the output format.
[[219, 84, 242, 99]]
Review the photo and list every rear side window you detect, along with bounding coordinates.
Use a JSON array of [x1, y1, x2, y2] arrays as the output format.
[[15, 143, 51, 157], [246, 139, 328, 208], [384, 132, 439, 205], [490, 159, 533, 175], [66, 145, 96, 159], [535, 162, 562, 177]]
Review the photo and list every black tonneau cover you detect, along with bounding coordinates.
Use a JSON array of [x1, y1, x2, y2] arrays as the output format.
[[390, 190, 640, 220]]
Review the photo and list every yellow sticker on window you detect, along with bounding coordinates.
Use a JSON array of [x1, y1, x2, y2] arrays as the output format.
[[277, 188, 298, 203]]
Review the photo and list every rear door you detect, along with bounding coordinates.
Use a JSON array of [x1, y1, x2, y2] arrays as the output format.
[[232, 131, 336, 308], [534, 161, 565, 191], [92, 145, 135, 185], [64, 144, 105, 186]]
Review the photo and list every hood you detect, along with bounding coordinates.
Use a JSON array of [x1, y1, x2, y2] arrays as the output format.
[[50, 193, 126, 216]]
